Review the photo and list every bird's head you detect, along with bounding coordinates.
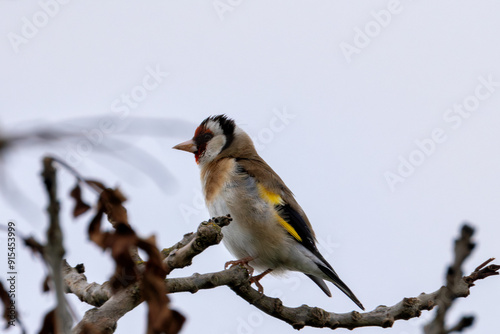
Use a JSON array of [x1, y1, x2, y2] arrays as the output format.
[[173, 115, 238, 165]]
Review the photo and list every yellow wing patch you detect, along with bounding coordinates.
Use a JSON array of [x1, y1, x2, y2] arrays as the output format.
[[275, 214, 302, 242], [257, 183, 302, 242], [257, 183, 284, 205]]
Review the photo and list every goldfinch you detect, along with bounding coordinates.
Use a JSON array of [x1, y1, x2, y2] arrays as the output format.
[[173, 115, 364, 310]]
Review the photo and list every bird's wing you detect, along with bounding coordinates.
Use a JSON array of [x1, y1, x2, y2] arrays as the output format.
[[266, 186, 365, 310], [235, 157, 322, 258], [236, 158, 365, 310]]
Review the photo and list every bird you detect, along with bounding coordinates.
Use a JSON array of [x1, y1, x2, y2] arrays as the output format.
[[173, 115, 364, 310]]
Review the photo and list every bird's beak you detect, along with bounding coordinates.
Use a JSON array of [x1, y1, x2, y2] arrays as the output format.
[[173, 139, 197, 153]]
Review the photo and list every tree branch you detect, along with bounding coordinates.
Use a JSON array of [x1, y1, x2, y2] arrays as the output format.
[[162, 216, 231, 274], [424, 225, 499, 334], [62, 217, 498, 332], [72, 283, 142, 334], [62, 260, 112, 307], [165, 265, 249, 294], [66, 217, 230, 333], [42, 157, 73, 333], [227, 256, 497, 331]]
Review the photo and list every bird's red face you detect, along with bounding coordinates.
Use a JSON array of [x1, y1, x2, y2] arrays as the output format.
[[173, 115, 234, 165], [192, 125, 214, 163], [172, 124, 214, 164]]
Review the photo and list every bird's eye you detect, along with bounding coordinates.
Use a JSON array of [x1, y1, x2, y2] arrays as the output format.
[[194, 130, 214, 148], [202, 133, 213, 142]]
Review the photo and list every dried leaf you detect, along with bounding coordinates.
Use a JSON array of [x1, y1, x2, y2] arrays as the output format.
[[108, 224, 140, 291], [0, 281, 12, 326], [84, 180, 106, 191], [23, 236, 44, 256], [99, 188, 128, 227], [42, 276, 51, 293], [84, 183, 184, 333], [138, 237, 185, 334], [38, 308, 56, 334], [88, 210, 105, 247], [87, 188, 138, 291], [69, 183, 91, 217]]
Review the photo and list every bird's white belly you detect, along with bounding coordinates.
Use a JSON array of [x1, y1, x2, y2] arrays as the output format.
[[207, 193, 253, 259], [206, 183, 293, 272]]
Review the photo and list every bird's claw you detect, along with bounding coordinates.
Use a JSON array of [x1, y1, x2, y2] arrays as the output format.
[[224, 259, 273, 294], [249, 276, 265, 294], [249, 268, 273, 295], [224, 257, 255, 276]]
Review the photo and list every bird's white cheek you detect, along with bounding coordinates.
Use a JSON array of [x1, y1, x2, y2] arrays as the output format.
[[200, 136, 226, 164]]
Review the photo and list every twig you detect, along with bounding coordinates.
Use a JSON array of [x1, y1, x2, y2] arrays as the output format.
[[71, 282, 141, 334], [444, 316, 474, 334], [66, 254, 498, 332], [68, 217, 230, 333], [163, 216, 231, 274], [63, 218, 498, 332], [423, 224, 492, 334], [46, 155, 103, 194], [42, 157, 73, 333], [62, 261, 112, 307], [165, 265, 249, 294], [227, 255, 498, 331], [465, 257, 500, 284]]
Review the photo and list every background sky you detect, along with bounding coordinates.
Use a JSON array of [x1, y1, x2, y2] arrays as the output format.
[[1, 1, 500, 333]]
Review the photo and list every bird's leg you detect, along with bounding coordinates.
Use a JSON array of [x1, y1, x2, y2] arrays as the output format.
[[224, 256, 255, 275], [225, 258, 273, 293], [249, 268, 273, 294]]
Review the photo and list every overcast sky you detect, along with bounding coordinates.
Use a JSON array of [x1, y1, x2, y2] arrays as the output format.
[[1, 1, 500, 333]]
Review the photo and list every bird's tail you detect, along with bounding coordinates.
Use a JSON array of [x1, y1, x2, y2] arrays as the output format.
[[314, 262, 365, 310], [305, 274, 332, 297]]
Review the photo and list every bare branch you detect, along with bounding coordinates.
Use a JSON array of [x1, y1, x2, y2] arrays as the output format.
[[465, 257, 500, 284], [42, 157, 73, 333], [65, 253, 498, 332], [62, 261, 112, 307], [227, 257, 498, 331], [165, 265, 249, 294], [444, 316, 474, 334], [67, 216, 230, 333], [71, 284, 141, 334], [163, 216, 231, 274], [62, 216, 498, 333], [64, 216, 232, 306], [423, 225, 498, 334]]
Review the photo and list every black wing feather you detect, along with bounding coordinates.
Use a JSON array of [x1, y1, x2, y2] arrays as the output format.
[[278, 204, 365, 310], [276, 204, 334, 271], [235, 163, 364, 310]]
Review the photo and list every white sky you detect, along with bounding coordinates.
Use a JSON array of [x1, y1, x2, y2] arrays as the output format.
[[1, 1, 500, 333]]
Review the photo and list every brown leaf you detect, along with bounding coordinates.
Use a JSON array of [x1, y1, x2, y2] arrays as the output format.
[[99, 188, 128, 227], [85, 183, 178, 326], [138, 237, 185, 334], [108, 224, 140, 291], [69, 183, 91, 217], [88, 210, 105, 247], [1, 281, 26, 333], [38, 308, 56, 334], [87, 188, 138, 292], [0, 281, 12, 326], [23, 236, 44, 256], [42, 276, 51, 293], [84, 179, 106, 191]]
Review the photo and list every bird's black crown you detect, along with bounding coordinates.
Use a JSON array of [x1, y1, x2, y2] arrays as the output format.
[[200, 114, 235, 151], [201, 115, 235, 135]]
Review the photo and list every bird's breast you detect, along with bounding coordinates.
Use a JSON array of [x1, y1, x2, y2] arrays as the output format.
[[201, 159, 292, 270], [200, 158, 236, 205]]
